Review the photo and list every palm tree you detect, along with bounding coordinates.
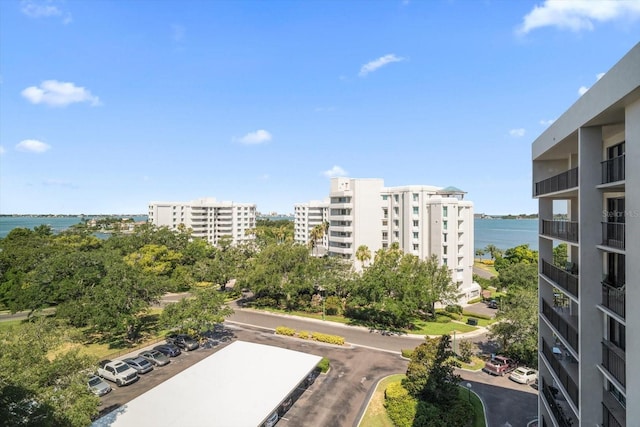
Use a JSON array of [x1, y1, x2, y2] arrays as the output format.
[[355, 245, 372, 268], [475, 248, 485, 260], [309, 224, 324, 256], [484, 244, 502, 261]]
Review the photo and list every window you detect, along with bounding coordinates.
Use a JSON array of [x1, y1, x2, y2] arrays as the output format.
[[443, 246, 447, 255], [394, 231, 399, 238], [394, 195, 399, 202], [413, 220, 419, 227], [394, 220, 399, 227], [413, 207, 419, 215], [382, 195, 388, 201], [443, 233, 447, 243], [413, 193, 419, 202], [608, 318, 625, 350], [413, 232, 419, 239], [382, 231, 388, 240], [394, 207, 399, 215], [443, 258, 447, 266], [413, 244, 419, 250], [443, 206, 448, 217], [443, 221, 448, 230], [383, 208, 388, 219]]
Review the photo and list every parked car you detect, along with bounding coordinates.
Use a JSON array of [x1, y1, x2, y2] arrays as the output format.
[[509, 367, 538, 384], [263, 411, 278, 427], [488, 299, 498, 309], [87, 374, 112, 396], [166, 333, 199, 351], [483, 355, 517, 376], [138, 349, 170, 366], [123, 356, 154, 374], [96, 360, 139, 386], [154, 343, 182, 357]]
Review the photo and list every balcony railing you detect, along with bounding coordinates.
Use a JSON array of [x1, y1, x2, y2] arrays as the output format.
[[602, 390, 626, 427], [602, 222, 625, 250], [541, 377, 577, 427], [601, 155, 625, 184], [541, 220, 579, 243], [535, 167, 579, 196], [542, 340, 579, 409], [542, 300, 579, 353], [542, 259, 578, 299], [602, 283, 625, 318], [602, 340, 626, 387]]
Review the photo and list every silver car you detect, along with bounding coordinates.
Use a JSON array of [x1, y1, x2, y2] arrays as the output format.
[[123, 356, 154, 374], [88, 374, 112, 396], [138, 349, 171, 367]]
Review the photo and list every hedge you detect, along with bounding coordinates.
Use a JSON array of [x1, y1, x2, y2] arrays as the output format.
[[275, 326, 345, 345], [384, 382, 417, 427], [275, 326, 296, 336], [317, 357, 330, 373], [462, 310, 493, 320]]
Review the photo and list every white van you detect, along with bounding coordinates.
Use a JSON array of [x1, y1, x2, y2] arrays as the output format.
[[264, 412, 278, 427]]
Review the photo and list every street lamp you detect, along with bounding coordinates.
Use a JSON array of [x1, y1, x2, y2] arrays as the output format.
[[466, 382, 472, 402], [315, 283, 326, 321]]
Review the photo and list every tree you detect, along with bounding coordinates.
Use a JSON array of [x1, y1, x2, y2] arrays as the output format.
[[553, 243, 568, 268], [308, 224, 324, 256], [494, 244, 538, 271], [483, 244, 502, 261], [355, 245, 372, 268], [494, 262, 538, 292], [159, 286, 233, 334], [403, 335, 461, 405], [0, 318, 99, 426], [475, 248, 485, 260]]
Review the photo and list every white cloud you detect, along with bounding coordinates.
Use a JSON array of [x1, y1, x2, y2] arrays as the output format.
[[21, 0, 72, 24], [509, 128, 526, 137], [359, 54, 405, 77], [539, 119, 555, 126], [578, 86, 589, 96], [596, 72, 606, 80], [322, 165, 348, 178], [237, 129, 272, 145], [517, 0, 640, 34], [22, 80, 100, 107], [16, 139, 51, 153]]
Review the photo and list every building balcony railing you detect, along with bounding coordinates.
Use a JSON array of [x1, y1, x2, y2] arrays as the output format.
[[542, 300, 579, 353], [541, 259, 578, 299], [535, 167, 578, 196], [542, 340, 579, 409], [602, 390, 626, 427], [601, 155, 625, 184], [602, 340, 626, 387], [602, 222, 625, 250], [601, 283, 625, 318], [541, 377, 578, 427], [541, 220, 579, 243]]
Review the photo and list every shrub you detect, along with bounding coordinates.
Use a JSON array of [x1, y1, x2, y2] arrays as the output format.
[[435, 315, 451, 323], [311, 332, 345, 345], [436, 310, 462, 321], [458, 340, 473, 363], [317, 357, 330, 373], [445, 304, 463, 314], [384, 382, 417, 427], [298, 330, 310, 340], [466, 297, 483, 304], [324, 296, 343, 315], [275, 326, 296, 336]]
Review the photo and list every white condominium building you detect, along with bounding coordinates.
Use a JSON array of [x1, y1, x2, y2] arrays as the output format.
[[294, 200, 329, 252], [532, 42, 639, 427], [148, 197, 256, 246], [327, 177, 479, 302]]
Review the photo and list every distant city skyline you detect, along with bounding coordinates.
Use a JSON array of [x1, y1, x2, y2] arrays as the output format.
[[1, 1, 639, 215]]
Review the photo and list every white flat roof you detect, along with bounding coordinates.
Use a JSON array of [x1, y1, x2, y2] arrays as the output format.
[[93, 341, 322, 427]]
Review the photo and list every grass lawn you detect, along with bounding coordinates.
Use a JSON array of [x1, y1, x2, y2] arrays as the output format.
[[473, 260, 497, 277], [358, 374, 405, 427], [252, 307, 480, 336], [359, 375, 486, 427], [457, 355, 485, 371], [0, 319, 24, 330], [458, 385, 487, 427], [459, 315, 496, 327]]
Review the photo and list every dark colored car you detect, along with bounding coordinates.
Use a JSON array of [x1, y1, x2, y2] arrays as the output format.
[[154, 343, 182, 357], [166, 334, 199, 351], [123, 356, 154, 374], [488, 299, 498, 309], [138, 349, 170, 366]]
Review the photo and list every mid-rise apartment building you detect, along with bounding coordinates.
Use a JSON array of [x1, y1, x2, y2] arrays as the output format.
[[532, 42, 639, 427], [294, 200, 329, 252], [148, 197, 256, 246], [327, 177, 479, 302]]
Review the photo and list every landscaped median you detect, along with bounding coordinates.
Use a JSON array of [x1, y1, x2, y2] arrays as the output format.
[[275, 326, 346, 345]]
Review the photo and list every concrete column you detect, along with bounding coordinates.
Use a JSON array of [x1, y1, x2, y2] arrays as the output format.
[[578, 126, 604, 424], [624, 97, 640, 423]]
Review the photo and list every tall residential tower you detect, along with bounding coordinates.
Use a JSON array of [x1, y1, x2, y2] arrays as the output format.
[[532, 42, 639, 427]]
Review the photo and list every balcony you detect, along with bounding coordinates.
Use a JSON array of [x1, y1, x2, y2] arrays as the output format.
[[602, 340, 626, 387], [602, 222, 625, 250], [602, 390, 626, 427], [541, 259, 578, 299], [541, 220, 579, 243], [602, 283, 625, 318], [541, 300, 579, 353], [535, 167, 578, 196], [601, 155, 625, 184], [541, 377, 578, 427], [542, 340, 579, 409]]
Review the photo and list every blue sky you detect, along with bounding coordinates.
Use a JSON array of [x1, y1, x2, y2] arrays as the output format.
[[1, 0, 639, 215]]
